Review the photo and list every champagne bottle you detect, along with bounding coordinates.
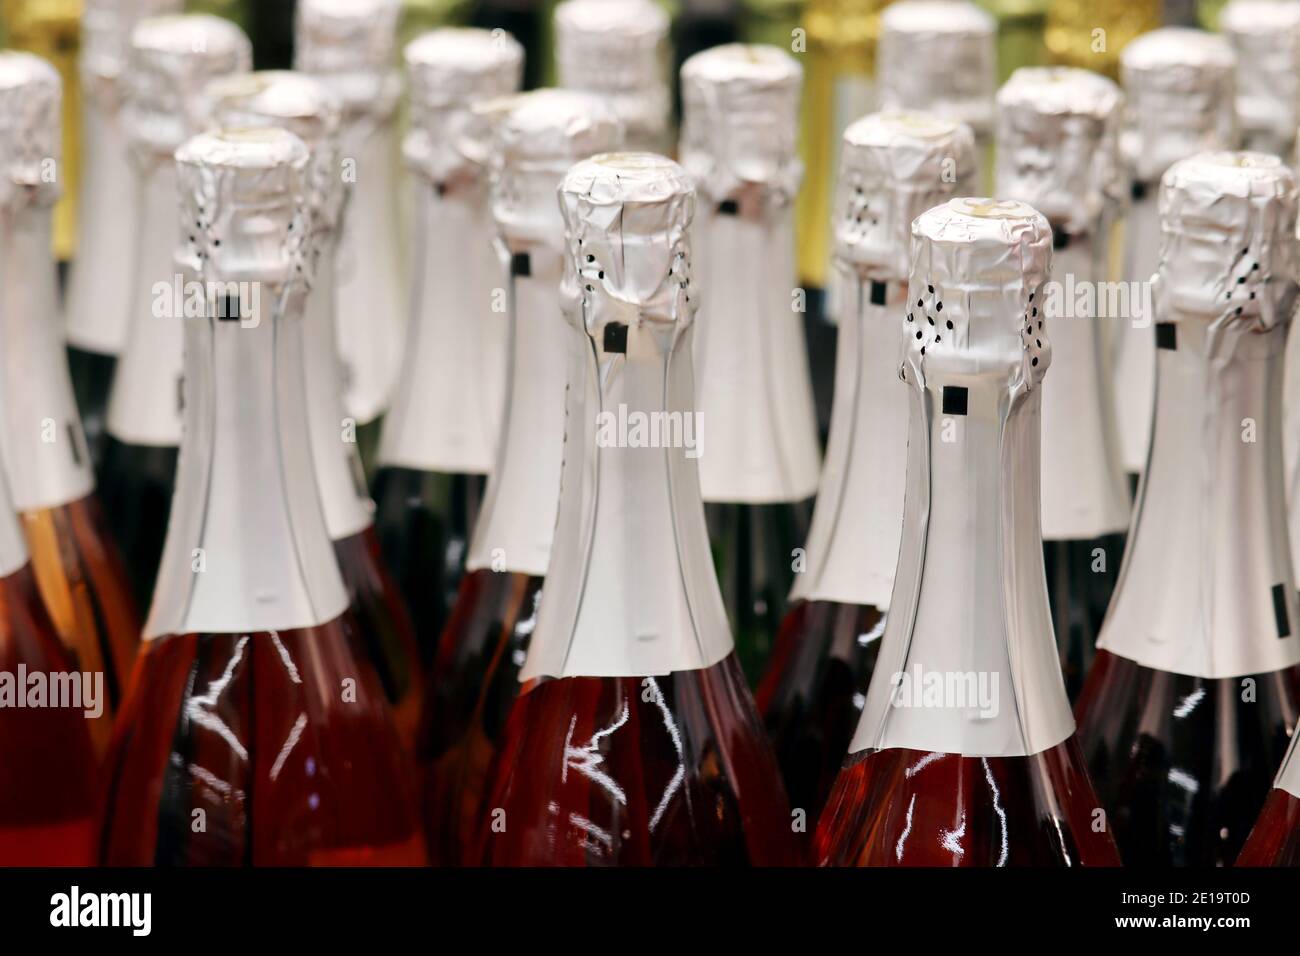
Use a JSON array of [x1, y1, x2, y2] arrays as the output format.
[[815, 197, 1121, 867], [1111, 29, 1236, 482], [682, 44, 821, 684], [0, 50, 138, 759], [419, 88, 623, 866], [759, 111, 976, 824], [1239, 729, 1300, 865], [65, 0, 181, 468], [480, 153, 799, 866], [995, 67, 1131, 700], [99, 127, 425, 866], [201, 70, 423, 752], [1076, 151, 1300, 867], [0, 57, 97, 865], [554, 0, 673, 152], [1218, 0, 1300, 158], [98, 14, 249, 614], [372, 28, 523, 665], [294, 0, 405, 463], [876, 1, 997, 192]]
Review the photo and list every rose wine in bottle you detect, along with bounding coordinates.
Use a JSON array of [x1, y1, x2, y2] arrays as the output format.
[[372, 28, 524, 664], [99, 14, 251, 613], [1111, 29, 1236, 483], [1076, 151, 1300, 868], [759, 111, 976, 823], [65, 0, 181, 467], [0, 51, 140, 760], [680, 44, 821, 685], [419, 87, 622, 865], [295, 0, 407, 464], [98, 128, 425, 866], [479, 153, 799, 867], [201, 70, 424, 753], [996, 67, 1132, 700], [1238, 732, 1300, 865], [816, 197, 1121, 867]]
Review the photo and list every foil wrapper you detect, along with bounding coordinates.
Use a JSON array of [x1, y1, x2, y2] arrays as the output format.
[[679, 43, 803, 205], [294, 0, 402, 118], [125, 15, 252, 159], [403, 27, 525, 185], [1219, 0, 1300, 154], [554, 0, 672, 150], [1120, 27, 1237, 186], [81, 0, 183, 95], [836, 110, 977, 282], [995, 66, 1124, 236], [0, 51, 62, 212], [877, 1, 997, 137], [1157, 152, 1298, 332]]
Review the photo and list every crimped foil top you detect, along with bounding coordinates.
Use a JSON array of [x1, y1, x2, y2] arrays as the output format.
[[1156, 151, 1298, 331], [174, 127, 313, 294], [1120, 27, 1237, 185], [0, 51, 61, 211], [491, 89, 623, 245], [836, 110, 977, 281], [1219, 0, 1300, 148], [559, 152, 697, 350], [201, 71, 344, 233], [679, 43, 803, 203], [906, 198, 1053, 389], [294, 0, 402, 117], [403, 27, 525, 184], [125, 15, 252, 157], [81, 0, 183, 85], [995, 66, 1124, 235], [877, 1, 997, 135]]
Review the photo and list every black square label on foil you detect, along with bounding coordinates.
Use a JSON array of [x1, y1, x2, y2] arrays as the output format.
[[511, 252, 530, 277], [1155, 323, 1177, 351], [870, 281, 887, 306], [942, 385, 968, 417], [603, 322, 628, 354], [1274, 583, 1291, 639]]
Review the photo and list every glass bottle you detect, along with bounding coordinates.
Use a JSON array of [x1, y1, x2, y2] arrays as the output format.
[[65, 0, 181, 468], [0, 50, 138, 760], [995, 67, 1131, 700], [98, 127, 425, 866], [681, 44, 820, 684], [419, 88, 623, 866], [1111, 29, 1236, 484], [1076, 151, 1300, 868], [294, 0, 405, 467], [201, 70, 423, 753], [759, 111, 976, 824], [554, 0, 673, 153], [99, 14, 251, 614], [1219, 0, 1300, 159], [372, 28, 523, 667], [479, 153, 800, 867], [1044, 0, 1160, 80], [1239, 731, 1300, 865], [815, 197, 1121, 867]]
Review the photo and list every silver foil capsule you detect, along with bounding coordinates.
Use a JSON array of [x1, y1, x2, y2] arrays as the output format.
[[520, 152, 733, 681], [378, 27, 524, 478], [148, 126, 348, 639], [1099, 152, 1300, 679], [793, 110, 974, 609], [849, 197, 1076, 758], [680, 43, 821, 505], [554, 0, 672, 152], [1220, 0, 1300, 158]]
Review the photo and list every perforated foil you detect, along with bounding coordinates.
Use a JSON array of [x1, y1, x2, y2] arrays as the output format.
[[876, 1, 997, 137], [294, 0, 403, 118], [0, 51, 61, 212], [1119, 27, 1237, 186], [554, 0, 672, 150], [996, 66, 1124, 236], [1220, 0, 1300, 155]]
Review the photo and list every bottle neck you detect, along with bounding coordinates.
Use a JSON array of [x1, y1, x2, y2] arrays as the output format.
[[1100, 314, 1300, 678], [378, 174, 503, 475], [792, 272, 908, 608], [466, 237, 567, 577], [519, 318, 733, 681], [692, 196, 821, 504], [1039, 228, 1131, 539], [0, 205, 95, 511], [145, 296, 348, 639], [849, 332, 1075, 758], [107, 156, 185, 447]]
